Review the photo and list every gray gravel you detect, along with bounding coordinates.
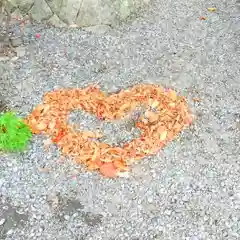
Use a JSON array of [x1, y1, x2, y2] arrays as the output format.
[[0, 0, 240, 239]]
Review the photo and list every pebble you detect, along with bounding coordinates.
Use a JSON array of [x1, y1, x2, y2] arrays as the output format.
[[182, 195, 190, 202], [15, 46, 26, 57], [6, 229, 14, 235], [0, 179, 4, 188], [147, 196, 153, 203], [0, 218, 6, 225], [165, 209, 172, 216], [0, 56, 10, 61]]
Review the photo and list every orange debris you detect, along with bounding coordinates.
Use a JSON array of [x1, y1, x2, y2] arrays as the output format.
[[25, 84, 193, 178]]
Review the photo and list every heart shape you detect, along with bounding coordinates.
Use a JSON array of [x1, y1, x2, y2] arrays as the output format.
[[25, 84, 193, 177]]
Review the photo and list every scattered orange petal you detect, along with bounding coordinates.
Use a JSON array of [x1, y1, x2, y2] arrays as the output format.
[[81, 131, 96, 138], [29, 125, 41, 134], [92, 146, 100, 162], [148, 99, 159, 108], [99, 163, 118, 178], [168, 102, 176, 108], [95, 159, 103, 167], [167, 89, 178, 101], [87, 162, 100, 171], [48, 121, 56, 130], [113, 160, 129, 171], [160, 131, 168, 141], [52, 129, 66, 143], [36, 122, 48, 131], [145, 111, 159, 123]]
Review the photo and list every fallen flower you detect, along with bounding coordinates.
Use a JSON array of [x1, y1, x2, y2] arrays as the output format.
[[52, 129, 66, 143]]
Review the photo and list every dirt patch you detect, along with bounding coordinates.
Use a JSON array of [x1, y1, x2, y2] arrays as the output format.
[[47, 192, 103, 227], [0, 199, 28, 239]]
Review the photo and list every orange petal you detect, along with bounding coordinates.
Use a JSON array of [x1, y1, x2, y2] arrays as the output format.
[[145, 111, 159, 123], [36, 122, 48, 131], [151, 100, 159, 108], [99, 142, 110, 149], [101, 147, 123, 155], [87, 162, 100, 171], [29, 125, 41, 134], [118, 103, 130, 112], [82, 131, 99, 138], [99, 163, 118, 178], [48, 121, 56, 130], [168, 102, 176, 108], [95, 159, 103, 167], [159, 131, 168, 141], [168, 89, 177, 101], [113, 160, 129, 171]]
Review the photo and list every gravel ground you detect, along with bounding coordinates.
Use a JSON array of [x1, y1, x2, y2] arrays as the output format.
[[0, 0, 240, 239]]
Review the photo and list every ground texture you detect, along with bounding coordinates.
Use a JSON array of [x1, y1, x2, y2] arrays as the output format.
[[0, 0, 240, 239]]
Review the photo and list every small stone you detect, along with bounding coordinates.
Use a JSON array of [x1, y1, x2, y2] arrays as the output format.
[[182, 195, 189, 202], [0, 179, 4, 188], [10, 37, 23, 47], [148, 196, 153, 203], [158, 226, 164, 231], [0, 55, 10, 61], [13, 167, 19, 173], [151, 216, 160, 225], [73, 213, 78, 218], [15, 46, 26, 57], [165, 209, 172, 215], [7, 229, 13, 235], [64, 215, 70, 220], [36, 231, 42, 237], [222, 231, 228, 237], [204, 215, 209, 222], [29, 232, 35, 237], [7, 162, 13, 167], [0, 218, 6, 225], [10, 56, 19, 61]]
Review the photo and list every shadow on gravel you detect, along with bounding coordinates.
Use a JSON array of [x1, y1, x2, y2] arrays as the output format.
[[0, 99, 9, 113], [47, 193, 103, 227], [0, 199, 28, 239]]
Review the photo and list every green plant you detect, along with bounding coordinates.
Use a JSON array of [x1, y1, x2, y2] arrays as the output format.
[[0, 112, 32, 152]]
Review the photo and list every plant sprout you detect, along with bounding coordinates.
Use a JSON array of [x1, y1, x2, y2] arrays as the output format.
[[0, 112, 32, 152]]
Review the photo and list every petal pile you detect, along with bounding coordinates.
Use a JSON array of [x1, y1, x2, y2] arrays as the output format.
[[25, 84, 193, 177]]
